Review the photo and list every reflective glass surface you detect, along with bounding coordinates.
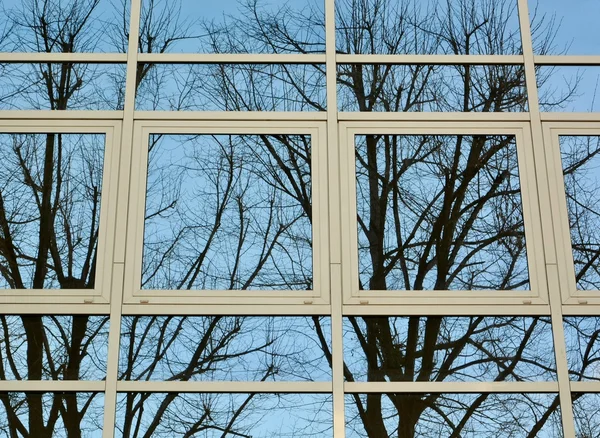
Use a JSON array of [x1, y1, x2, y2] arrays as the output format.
[[336, 0, 521, 55], [139, 0, 325, 54], [134, 63, 326, 111], [558, 136, 600, 290], [0, 393, 104, 437], [143, 134, 313, 290], [344, 316, 556, 382], [119, 316, 331, 381], [0, 133, 106, 290], [0, 0, 129, 53], [345, 393, 562, 437], [337, 64, 528, 112], [355, 134, 529, 291], [116, 393, 333, 437]]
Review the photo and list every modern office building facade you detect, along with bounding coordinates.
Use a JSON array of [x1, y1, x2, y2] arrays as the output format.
[[0, 0, 599, 436]]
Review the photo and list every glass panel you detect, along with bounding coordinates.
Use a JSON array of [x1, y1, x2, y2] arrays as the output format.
[[337, 64, 528, 112], [558, 136, 600, 290], [336, 0, 521, 55], [0, 316, 108, 380], [0, 392, 104, 437], [572, 393, 600, 437], [134, 63, 326, 111], [0, 0, 129, 53], [564, 317, 600, 381], [116, 393, 333, 437], [530, 0, 600, 55], [355, 134, 529, 291], [0, 64, 126, 110], [0, 133, 106, 290], [142, 134, 313, 291], [345, 393, 562, 437], [139, 0, 325, 54], [344, 317, 556, 382], [537, 66, 600, 112], [119, 316, 331, 381]]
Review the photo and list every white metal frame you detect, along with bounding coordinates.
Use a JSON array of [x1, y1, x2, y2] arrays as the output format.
[[0, 119, 121, 305], [1, 0, 600, 436], [543, 123, 600, 306], [122, 120, 331, 307], [339, 121, 549, 307]]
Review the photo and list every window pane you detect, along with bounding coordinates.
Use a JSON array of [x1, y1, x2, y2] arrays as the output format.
[[0, 64, 126, 110], [119, 316, 331, 381], [139, 0, 325, 54], [0, 133, 106, 290], [344, 317, 556, 382], [537, 66, 600, 112], [143, 134, 313, 291], [573, 393, 600, 437], [0, 393, 104, 437], [558, 136, 600, 290], [134, 63, 326, 111], [345, 393, 562, 437], [0, 0, 129, 53], [116, 393, 333, 437], [530, 0, 600, 55], [355, 134, 529, 291], [337, 64, 527, 112], [0, 316, 108, 380], [336, 0, 521, 55], [564, 317, 600, 381]]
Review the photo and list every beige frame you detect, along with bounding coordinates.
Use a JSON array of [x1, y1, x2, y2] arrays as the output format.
[[544, 123, 600, 306], [2, 0, 600, 436], [122, 120, 331, 307], [339, 121, 549, 307], [0, 119, 121, 305]]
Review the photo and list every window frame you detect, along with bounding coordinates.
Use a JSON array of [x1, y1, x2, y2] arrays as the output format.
[[339, 121, 548, 307], [543, 122, 600, 305], [123, 120, 331, 307], [0, 119, 121, 305]]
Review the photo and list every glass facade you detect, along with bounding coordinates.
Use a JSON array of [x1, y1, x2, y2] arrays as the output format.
[[0, 0, 599, 436]]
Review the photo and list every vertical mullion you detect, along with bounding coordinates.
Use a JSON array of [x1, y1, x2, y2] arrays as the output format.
[[325, 0, 345, 435], [102, 0, 143, 436], [517, 0, 575, 436]]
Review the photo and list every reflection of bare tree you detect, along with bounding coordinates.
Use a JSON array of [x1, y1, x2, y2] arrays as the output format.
[[117, 316, 332, 437], [560, 136, 600, 290], [0, 1, 114, 436], [0, 0, 598, 437], [340, 317, 560, 437], [143, 134, 313, 290], [170, 0, 591, 436]]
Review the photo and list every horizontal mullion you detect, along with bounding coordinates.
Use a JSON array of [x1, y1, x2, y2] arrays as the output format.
[[570, 381, 600, 393], [120, 303, 331, 316], [540, 113, 600, 122], [343, 304, 551, 316], [345, 382, 559, 393], [561, 304, 600, 315], [0, 110, 124, 120], [133, 111, 327, 121], [0, 381, 105, 392], [336, 54, 524, 65], [117, 381, 332, 393], [535, 55, 600, 66], [0, 303, 111, 315], [136, 53, 326, 64], [0, 52, 127, 63], [338, 112, 530, 122]]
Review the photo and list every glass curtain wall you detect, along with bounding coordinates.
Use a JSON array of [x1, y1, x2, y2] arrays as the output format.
[[0, 0, 599, 436]]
